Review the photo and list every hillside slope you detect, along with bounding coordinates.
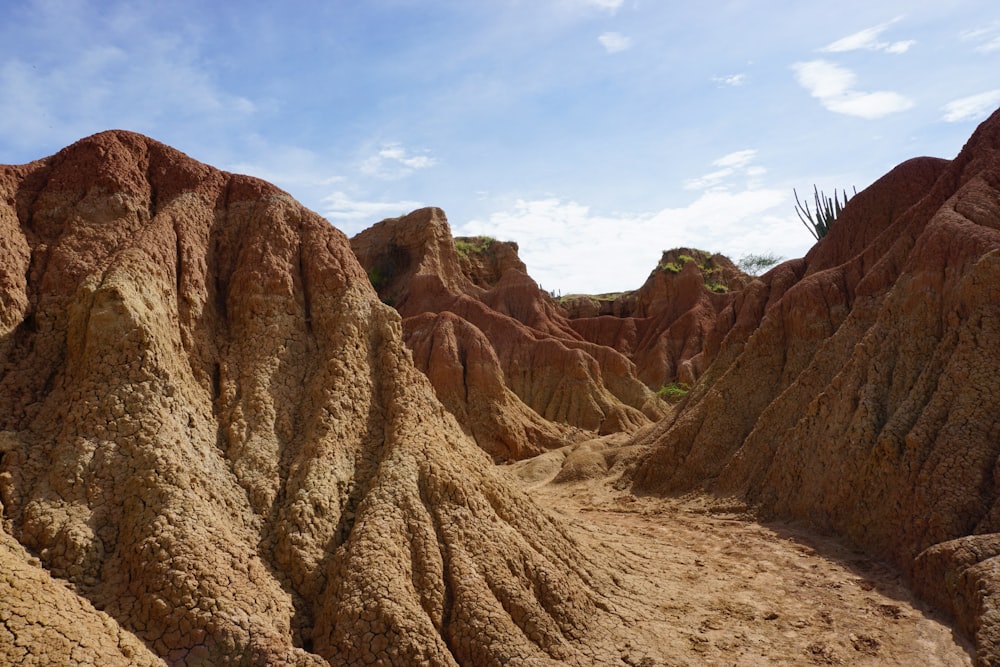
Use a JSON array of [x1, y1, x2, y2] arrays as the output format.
[[0, 131, 656, 666], [626, 108, 1000, 663]]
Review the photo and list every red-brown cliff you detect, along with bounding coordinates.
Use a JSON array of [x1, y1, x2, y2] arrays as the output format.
[[0, 131, 658, 665], [350, 210, 663, 458], [625, 109, 1000, 663], [565, 248, 746, 388]]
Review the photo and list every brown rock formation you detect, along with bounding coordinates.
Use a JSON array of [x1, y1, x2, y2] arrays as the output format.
[[403, 311, 571, 460], [625, 108, 1000, 663], [0, 131, 650, 665], [350, 209, 662, 457], [454, 236, 525, 289], [565, 248, 745, 388]]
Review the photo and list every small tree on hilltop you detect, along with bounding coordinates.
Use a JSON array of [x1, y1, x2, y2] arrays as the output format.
[[738, 252, 783, 276]]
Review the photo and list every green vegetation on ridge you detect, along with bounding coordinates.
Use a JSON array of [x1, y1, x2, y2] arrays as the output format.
[[658, 249, 729, 293], [455, 236, 497, 258]]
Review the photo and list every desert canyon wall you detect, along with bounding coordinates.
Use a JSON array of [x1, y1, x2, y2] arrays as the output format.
[[0, 132, 654, 666], [1, 108, 999, 665], [623, 109, 1000, 663], [350, 210, 666, 460], [347, 110, 1000, 662]]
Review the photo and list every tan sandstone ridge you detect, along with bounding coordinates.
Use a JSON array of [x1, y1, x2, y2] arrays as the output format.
[[350, 210, 664, 461], [563, 248, 748, 388], [0, 131, 673, 666], [617, 107, 1000, 663], [349, 204, 751, 462]]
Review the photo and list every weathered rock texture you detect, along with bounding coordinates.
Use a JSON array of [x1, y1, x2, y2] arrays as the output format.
[[0, 131, 647, 666], [564, 248, 747, 388], [350, 210, 663, 460], [626, 108, 1000, 664]]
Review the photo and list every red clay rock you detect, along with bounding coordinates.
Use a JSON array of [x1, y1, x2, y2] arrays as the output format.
[[565, 248, 743, 389], [454, 235, 525, 289], [626, 108, 1000, 663], [0, 131, 655, 665], [403, 310, 572, 461], [351, 210, 662, 449]]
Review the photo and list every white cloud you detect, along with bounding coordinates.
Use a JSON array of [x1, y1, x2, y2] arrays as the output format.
[[792, 60, 914, 119], [684, 149, 760, 191], [942, 90, 1000, 123], [577, 0, 624, 12], [360, 142, 436, 179], [793, 60, 856, 98], [821, 20, 915, 54], [455, 188, 800, 295], [980, 37, 1000, 53], [712, 73, 746, 87], [684, 169, 733, 191], [961, 24, 1000, 53], [713, 149, 757, 169], [321, 191, 426, 229], [824, 91, 916, 119], [598, 32, 632, 53]]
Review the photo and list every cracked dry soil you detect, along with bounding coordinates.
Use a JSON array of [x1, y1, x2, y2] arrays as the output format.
[[509, 462, 974, 667]]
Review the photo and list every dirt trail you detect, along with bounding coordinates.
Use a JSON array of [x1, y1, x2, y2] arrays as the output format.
[[507, 457, 974, 666]]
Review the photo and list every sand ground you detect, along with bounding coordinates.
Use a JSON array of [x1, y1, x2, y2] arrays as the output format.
[[507, 454, 974, 666]]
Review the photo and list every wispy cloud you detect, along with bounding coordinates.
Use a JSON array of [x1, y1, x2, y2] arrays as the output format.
[[0, 4, 255, 152], [360, 143, 436, 179], [821, 19, 915, 54], [792, 60, 914, 119], [598, 32, 632, 53], [684, 149, 763, 190], [321, 191, 426, 228], [577, 0, 624, 12], [713, 149, 756, 169], [961, 23, 1000, 53], [712, 73, 746, 87], [942, 90, 1000, 122]]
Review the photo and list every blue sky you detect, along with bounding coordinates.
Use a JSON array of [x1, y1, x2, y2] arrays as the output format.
[[1, 0, 998, 293]]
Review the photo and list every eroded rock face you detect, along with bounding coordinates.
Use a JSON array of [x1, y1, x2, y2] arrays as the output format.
[[560, 248, 747, 390], [403, 311, 571, 460], [626, 109, 1000, 662], [351, 210, 662, 458], [0, 131, 637, 665], [454, 236, 526, 289]]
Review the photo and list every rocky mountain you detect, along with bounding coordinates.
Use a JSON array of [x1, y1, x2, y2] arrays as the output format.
[[0, 131, 661, 666], [350, 209, 664, 461], [3, 106, 1000, 665], [563, 248, 748, 388], [621, 108, 1000, 663]]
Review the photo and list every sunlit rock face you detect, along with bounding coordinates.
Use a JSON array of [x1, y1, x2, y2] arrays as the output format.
[[626, 109, 1000, 663], [0, 131, 638, 666], [351, 208, 663, 460]]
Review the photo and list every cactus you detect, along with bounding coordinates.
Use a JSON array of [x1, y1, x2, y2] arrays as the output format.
[[794, 185, 856, 240]]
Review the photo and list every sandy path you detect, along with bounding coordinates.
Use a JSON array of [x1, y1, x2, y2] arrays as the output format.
[[507, 459, 974, 666]]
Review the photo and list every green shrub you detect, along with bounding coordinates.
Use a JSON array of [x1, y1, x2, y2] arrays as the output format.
[[454, 236, 497, 258], [367, 266, 388, 291], [656, 382, 690, 403], [706, 282, 728, 294]]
